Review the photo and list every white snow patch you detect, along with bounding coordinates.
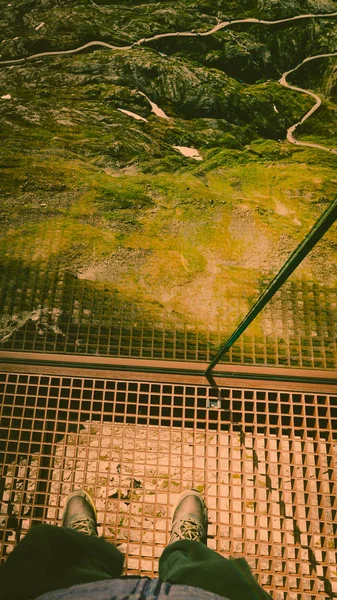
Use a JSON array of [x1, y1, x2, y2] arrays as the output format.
[[273, 104, 279, 113], [148, 100, 168, 118], [173, 146, 203, 160], [138, 91, 170, 119], [117, 108, 148, 122], [35, 22, 45, 31], [1, 94, 12, 100]]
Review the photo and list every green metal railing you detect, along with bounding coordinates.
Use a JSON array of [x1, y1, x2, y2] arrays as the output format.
[[205, 198, 337, 375]]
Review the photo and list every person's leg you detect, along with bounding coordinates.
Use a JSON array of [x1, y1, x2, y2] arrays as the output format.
[[0, 491, 124, 600], [160, 540, 271, 600], [159, 490, 271, 600]]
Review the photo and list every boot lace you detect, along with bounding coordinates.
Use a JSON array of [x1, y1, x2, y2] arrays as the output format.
[[174, 518, 204, 541], [68, 517, 96, 536]]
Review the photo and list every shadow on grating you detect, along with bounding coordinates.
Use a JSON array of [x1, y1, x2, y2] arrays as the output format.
[[1, 261, 337, 368], [1, 372, 337, 598]]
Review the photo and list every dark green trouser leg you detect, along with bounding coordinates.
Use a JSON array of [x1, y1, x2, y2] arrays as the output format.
[[0, 524, 124, 600], [159, 540, 272, 600]]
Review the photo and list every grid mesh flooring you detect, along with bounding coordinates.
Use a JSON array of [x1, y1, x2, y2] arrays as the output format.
[[0, 260, 337, 368], [1, 371, 337, 599]]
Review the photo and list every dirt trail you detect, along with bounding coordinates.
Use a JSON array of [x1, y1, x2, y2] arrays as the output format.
[[280, 52, 337, 154]]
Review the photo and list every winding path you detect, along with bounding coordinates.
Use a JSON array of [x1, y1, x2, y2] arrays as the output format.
[[0, 40, 121, 65], [1, 9, 337, 154], [143, 11, 337, 42], [279, 52, 337, 154]]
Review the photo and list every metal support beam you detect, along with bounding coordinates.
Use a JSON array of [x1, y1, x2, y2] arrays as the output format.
[[205, 198, 337, 375]]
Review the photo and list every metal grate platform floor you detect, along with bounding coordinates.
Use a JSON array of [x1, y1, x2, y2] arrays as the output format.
[[1, 260, 337, 369], [1, 370, 337, 599]]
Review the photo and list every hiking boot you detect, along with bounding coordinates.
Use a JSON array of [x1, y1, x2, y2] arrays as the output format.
[[169, 489, 208, 545], [62, 490, 98, 537]]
